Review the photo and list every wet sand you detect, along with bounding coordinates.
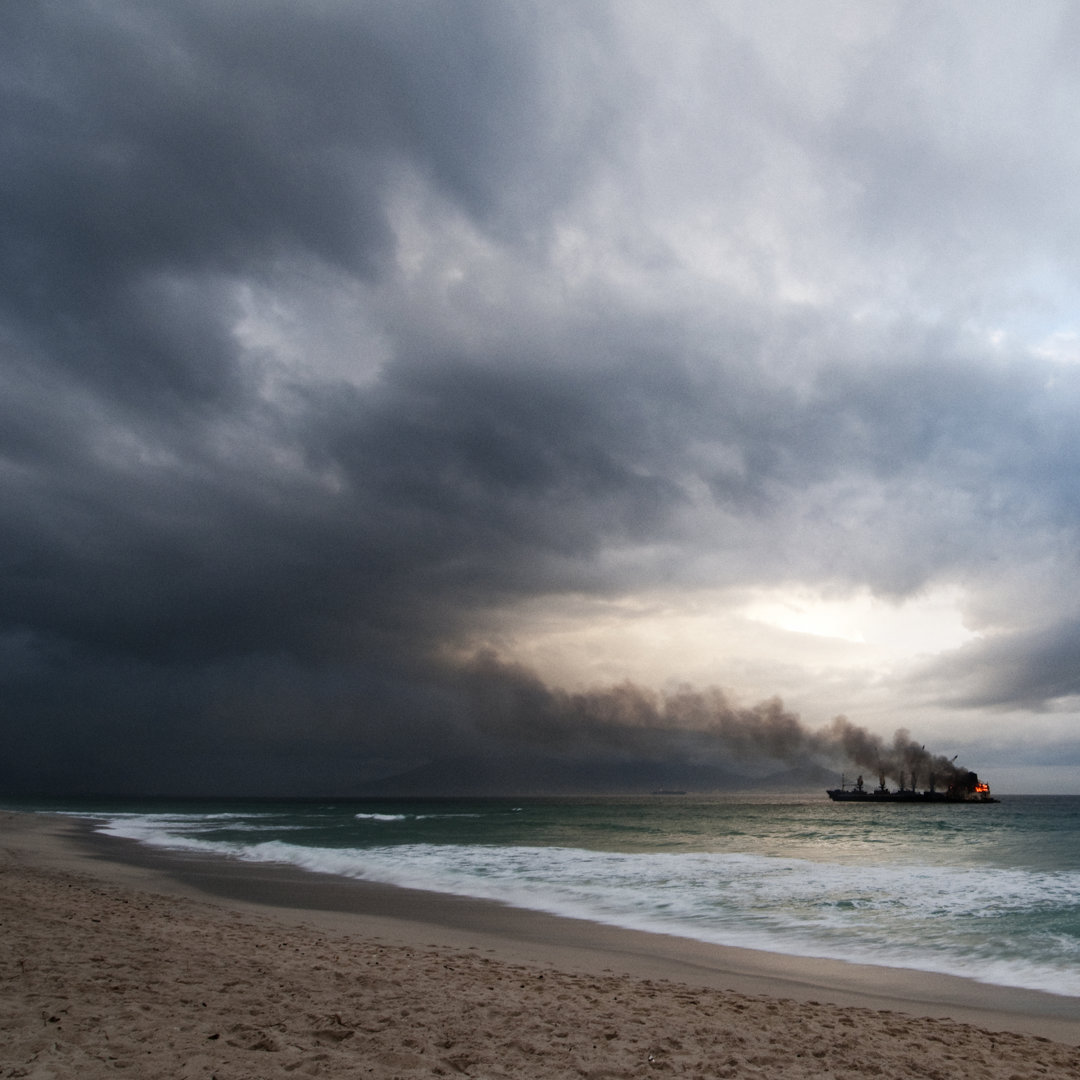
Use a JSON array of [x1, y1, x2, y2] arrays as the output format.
[[3, 810, 1079, 1077]]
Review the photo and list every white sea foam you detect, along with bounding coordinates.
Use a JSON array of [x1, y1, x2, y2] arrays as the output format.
[[95, 814, 308, 839], [90, 811, 1080, 999]]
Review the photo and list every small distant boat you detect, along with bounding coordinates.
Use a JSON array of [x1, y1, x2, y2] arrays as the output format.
[[651, 789, 687, 795], [826, 772, 998, 804]]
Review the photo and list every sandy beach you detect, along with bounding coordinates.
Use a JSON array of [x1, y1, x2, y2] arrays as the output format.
[[3, 811, 1080, 1078]]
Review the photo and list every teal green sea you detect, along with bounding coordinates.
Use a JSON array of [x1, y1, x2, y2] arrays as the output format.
[[10, 793, 1080, 998]]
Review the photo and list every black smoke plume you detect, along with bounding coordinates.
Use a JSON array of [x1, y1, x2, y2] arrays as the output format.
[[457, 652, 974, 788], [820, 717, 971, 791]]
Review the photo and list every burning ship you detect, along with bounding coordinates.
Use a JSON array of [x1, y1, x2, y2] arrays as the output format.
[[827, 770, 998, 803]]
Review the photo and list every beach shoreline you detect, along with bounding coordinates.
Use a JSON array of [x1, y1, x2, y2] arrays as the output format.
[[4, 809, 1080, 1077]]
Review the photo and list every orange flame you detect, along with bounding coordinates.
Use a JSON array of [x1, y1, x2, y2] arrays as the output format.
[[974, 782, 990, 794]]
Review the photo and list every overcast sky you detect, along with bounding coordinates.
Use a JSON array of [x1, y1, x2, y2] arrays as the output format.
[[5, 1, 1080, 795]]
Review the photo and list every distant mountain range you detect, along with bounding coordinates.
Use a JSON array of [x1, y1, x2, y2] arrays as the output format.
[[357, 755, 839, 797]]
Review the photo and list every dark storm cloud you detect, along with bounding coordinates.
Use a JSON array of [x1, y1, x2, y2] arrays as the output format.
[[0, 0, 613, 403], [0, 1, 613, 638], [4, 2, 1080, 793], [913, 617, 1080, 711]]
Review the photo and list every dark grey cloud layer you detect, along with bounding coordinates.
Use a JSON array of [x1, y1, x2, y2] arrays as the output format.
[[4, 2, 1080, 793]]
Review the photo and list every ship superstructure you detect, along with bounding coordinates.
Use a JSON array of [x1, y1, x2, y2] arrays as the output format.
[[827, 770, 998, 803]]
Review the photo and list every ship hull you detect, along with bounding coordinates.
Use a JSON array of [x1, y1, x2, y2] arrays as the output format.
[[826, 789, 999, 804]]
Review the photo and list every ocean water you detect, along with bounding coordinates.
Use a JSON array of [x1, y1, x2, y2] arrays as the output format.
[[10, 793, 1080, 999]]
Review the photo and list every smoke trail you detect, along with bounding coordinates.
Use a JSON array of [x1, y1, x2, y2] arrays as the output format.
[[818, 717, 969, 790], [458, 651, 974, 786]]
